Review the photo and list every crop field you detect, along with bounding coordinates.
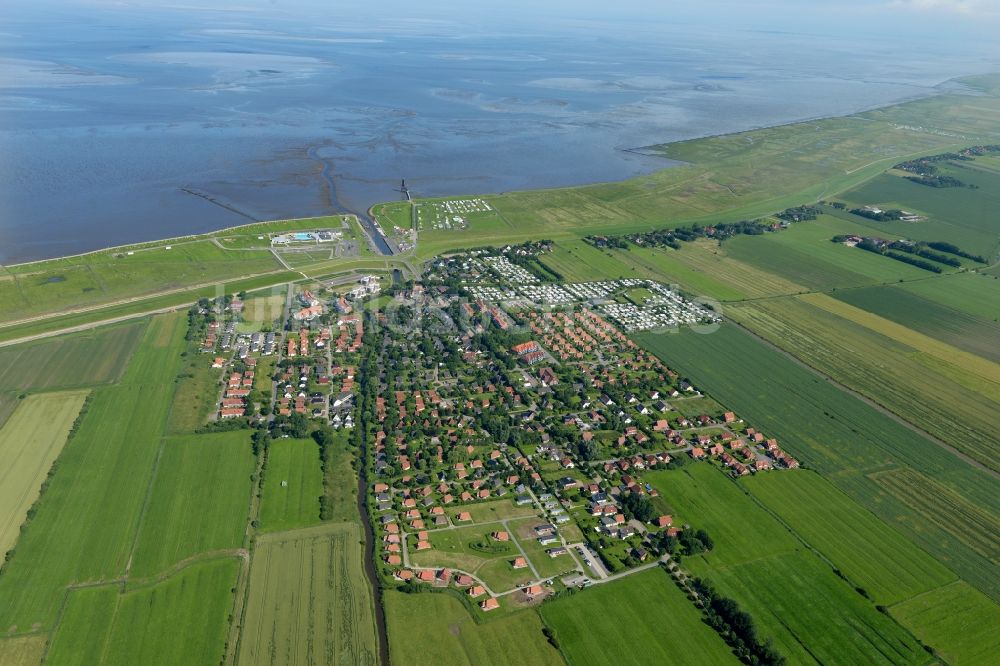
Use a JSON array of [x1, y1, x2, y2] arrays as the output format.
[[0, 390, 89, 558], [0, 313, 187, 632], [659, 239, 806, 300], [322, 432, 361, 523], [238, 523, 378, 666], [165, 354, 223, 434], [129, 431, 255, 578], [638, 466, 927, 664], [705, 551, 930, 665], [259, 438, 324, 531], [0, 636, 45, 666], [727, 294, 1000, 468], [726, 215, 930, 289], [743, 470, 956, 605], [540, 569, 736, 666], [608, 245, 751, 301], [634, 325, 1000, 603], [0, 392, 16, 429], [0, 321, 145, 392], [833, 284, 1000, 362], [841, 164, 1000, 256], [891, 581, 1000, 665], [384, 590, 562, 666], [898, 272, 1000, 320], [1, 240, 282, 323], [46, 557, 239, 666], [644, 465, 798, 568], [870, 468, 1000, 568]]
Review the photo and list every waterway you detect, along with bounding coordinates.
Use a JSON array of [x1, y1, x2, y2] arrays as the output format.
[[1, 3, 997, 263]]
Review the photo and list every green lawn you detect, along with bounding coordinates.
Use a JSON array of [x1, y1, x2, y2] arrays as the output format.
[[743, 470, 956, 605], [128, 431, 255, 578], [259, 438, 324, 531], [384, 590, 562, 666], [540, 568, 737, 666]]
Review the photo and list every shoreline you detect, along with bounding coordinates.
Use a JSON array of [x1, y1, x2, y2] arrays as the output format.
[[0, 74, 976, 270]]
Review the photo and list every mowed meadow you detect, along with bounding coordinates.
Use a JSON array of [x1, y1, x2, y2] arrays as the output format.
[[0, 313, 263, 666], [637, 327, 1000, 661]]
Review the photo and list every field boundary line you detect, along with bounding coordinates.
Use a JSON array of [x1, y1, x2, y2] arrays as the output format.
[[724, 320, 1000, 481]]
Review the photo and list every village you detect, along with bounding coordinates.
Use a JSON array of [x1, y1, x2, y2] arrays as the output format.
[[189, 256, 798, 618]]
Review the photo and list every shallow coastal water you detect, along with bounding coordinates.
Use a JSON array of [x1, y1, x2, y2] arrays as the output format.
[[0, 3, 995, 263]]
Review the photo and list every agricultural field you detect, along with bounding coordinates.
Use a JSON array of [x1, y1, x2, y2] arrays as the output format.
[[259, 438, 324, 532], [898, 272, 1000, 320], [320, 430, 361, 524], [0, 636, 46, 666], [890, 581, 1000, 666], [833, 284, 1000, 363], [384, 590, 562, 666], [644, 465, 798, 568], [0, 390, 89, 557], [634, 325, 1000, 604], [705, 551, 930, 665], [0, 321, 145, 392], [128, 431, 255, 578], [727, 294, 1000, 468], [0, 313, 187, 632], [540, 569, 737, 666], [165, 352, 224, 434], [725, 214, 930, 289], [45, 557, 239, 666], [743, 470, 956, 605], [839, 163, 1000, 257], [237, 523, 378, 666]]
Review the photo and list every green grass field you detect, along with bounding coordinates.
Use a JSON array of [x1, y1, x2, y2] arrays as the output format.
[[891, 581, 1000, 665], [321, 431, 361, 524], [0, 636, 46, 666], [128, 431, 255, 578], [238, 523, 378, 666], [540, 568, 737, 666], [743, 470, 956, 605], [259, 438, 324, 531], [0, 313, 187, 632], [444, 499, 539, 524], [704, 551, 930, 665], [898, 272, 1000, 320], [1, 239, 282, 323], [384, 590, 562, 666], [0, 321, 145, 392], [727, 294, 1000, 469], [645, 465, 798, 568], [165, 354, 224, 434], [0, 390, 89, 558], [726, 215, 929, 290], [45, 557, 239, 666], [840, 165, 1000, 257], [833, 284, 1000, 363], [634, 325, 1000, 605]]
